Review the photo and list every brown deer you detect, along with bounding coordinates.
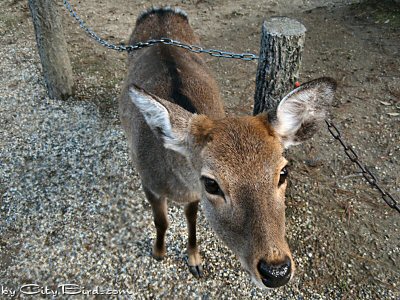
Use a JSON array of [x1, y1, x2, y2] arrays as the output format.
[[119, 6, 336, 288]]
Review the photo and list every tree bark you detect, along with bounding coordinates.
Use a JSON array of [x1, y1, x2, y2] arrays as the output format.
[[29, 0, 74, 100], [253, 17, 306, 115]]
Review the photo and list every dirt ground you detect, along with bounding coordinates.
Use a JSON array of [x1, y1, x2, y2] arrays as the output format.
[[1, 0, 399, 298]]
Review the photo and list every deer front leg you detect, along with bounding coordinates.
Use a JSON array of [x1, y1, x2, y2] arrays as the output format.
[[143, 187, 169, 260], [184, 201, 203, 278]]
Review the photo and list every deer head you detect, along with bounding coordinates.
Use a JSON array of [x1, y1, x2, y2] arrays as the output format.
[[129, 77, 336, 288]]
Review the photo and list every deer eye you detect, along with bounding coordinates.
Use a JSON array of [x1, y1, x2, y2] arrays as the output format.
[[279, 166, 288, 186], [201, 176, 224, 197]]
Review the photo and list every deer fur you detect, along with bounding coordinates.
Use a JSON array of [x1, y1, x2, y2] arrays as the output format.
[[119, 6, 336, 288]]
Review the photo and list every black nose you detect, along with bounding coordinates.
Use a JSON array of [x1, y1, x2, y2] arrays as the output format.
[[257, 257, 291, 288]]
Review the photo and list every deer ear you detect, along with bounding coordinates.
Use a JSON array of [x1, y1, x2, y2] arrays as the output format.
[[270, 77, 337, 148], [129, 86, 192, 155]]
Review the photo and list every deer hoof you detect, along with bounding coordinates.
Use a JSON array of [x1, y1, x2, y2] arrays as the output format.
[[189, 265, 203, 278], [152, 253, 165, 261], [152, 245, 166, 261]]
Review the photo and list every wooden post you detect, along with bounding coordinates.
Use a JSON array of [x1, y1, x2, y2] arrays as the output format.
[[253, 17, 306, 115], [29, 0, 74, 100]]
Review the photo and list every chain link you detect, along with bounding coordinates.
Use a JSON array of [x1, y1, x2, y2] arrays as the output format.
[[325, 120, 400, 214], [62, 0, 259, 61], [63, 0, 398, 215]]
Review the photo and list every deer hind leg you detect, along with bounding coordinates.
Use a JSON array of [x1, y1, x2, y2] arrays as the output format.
[[143, 187, 169, 260], [184, 201, 203, 278]]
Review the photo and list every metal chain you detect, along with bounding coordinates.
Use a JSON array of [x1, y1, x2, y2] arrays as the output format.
[[62, 0, 259, 61], [325, 120, 400, 214], [63, 0, 398, 215]]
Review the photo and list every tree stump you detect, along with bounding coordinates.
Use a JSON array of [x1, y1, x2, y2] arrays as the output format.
[[253, 17, 306, 115], [29, 0, 74, 100]]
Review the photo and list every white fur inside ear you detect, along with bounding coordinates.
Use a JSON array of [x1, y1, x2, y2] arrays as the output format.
[[276, 89, 325, 147], [129, 87, 187, 155], [129, 88, 173, 138], [274, 80, 335, 148]]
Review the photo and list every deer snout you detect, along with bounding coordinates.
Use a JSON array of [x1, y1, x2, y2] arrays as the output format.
[[257, 257, 292, 288]]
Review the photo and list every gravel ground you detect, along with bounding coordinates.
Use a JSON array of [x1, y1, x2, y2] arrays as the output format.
[[1, 0, 399, 299], [0, 43, 311, 300], [0, 43, 313, 299]]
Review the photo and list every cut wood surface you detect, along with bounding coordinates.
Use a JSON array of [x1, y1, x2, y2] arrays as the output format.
[[254, 17, 306, 115]]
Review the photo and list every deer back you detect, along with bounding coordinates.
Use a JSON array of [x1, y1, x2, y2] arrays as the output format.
[[119, 7, 224, 202]]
